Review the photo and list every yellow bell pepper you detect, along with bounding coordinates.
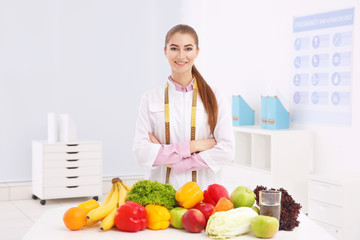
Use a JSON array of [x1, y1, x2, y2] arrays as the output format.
[[145, 204, 171, 230], [175, 181, 204, 209]]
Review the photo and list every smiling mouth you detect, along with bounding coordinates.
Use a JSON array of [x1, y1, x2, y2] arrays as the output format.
[[175, 61, 187, 66]]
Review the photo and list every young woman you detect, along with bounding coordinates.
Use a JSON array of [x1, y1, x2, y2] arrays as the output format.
[[132, 24, 234, 190]]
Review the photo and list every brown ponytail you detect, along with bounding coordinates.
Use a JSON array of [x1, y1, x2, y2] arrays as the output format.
[[165, 24, 218, 134], [192, 65, 218, 134]]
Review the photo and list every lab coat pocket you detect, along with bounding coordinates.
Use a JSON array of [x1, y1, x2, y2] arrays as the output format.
[[149, 103, 165, 140]]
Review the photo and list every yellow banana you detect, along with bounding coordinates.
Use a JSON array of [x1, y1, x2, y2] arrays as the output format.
[[101, 184, 115, 207], [84, 184, 114, 227], [117, 182, 126, 207], [85, 218, 101, 227], [99, 182, 126, 231], [120, 179, 132, 192], [87, 183, 119, 221], [100, 207, 117, 231]]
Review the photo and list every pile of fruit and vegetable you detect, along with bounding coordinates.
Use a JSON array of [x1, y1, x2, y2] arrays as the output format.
[[63, 178, 301, 239]]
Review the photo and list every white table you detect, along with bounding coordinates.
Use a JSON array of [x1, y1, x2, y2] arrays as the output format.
[[23, 206, 336, 240]]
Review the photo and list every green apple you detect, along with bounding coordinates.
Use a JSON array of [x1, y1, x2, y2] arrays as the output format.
[[170, 207, 188, 229], [230, 186, 255, 208], [252, 205, 260, 214], [251, 215, 279, 238]]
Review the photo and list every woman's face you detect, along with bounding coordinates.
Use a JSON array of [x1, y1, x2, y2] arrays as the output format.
[[164, 32, 199, 75]]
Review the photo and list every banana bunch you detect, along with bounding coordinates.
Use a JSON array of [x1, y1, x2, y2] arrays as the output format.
[[86, 177, 132, 231]]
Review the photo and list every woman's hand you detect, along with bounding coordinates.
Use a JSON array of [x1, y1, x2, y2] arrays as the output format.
[[148, 132, 160, 144], [190, 139, 216, 153]]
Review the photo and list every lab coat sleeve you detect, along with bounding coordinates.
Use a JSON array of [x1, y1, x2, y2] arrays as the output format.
[[172, 153, 208, 173], [154, 141, 192, 166], [132, 93, 162, 169], [198, 91, 234, 173]]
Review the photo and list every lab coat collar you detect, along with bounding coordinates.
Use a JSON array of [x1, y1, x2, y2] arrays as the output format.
[[168, 76, 194, 92]]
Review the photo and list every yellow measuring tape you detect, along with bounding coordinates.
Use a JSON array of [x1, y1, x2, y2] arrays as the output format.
[[165, 78, 198, 184]]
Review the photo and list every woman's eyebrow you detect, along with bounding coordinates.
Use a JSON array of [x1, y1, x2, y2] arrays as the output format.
[[169, 43, 194, 47]]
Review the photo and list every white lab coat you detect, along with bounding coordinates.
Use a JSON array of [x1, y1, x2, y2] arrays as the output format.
[[132, 79, 234, 190]]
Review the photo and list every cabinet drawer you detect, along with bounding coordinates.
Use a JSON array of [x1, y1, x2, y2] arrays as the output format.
[[43, 143, 101, 153], [43, 176, 101, 187], [309, 180, 343, 206], [316, 221, 343, 240], [43, 184, 102, 199], [309, 200, 343, 227], [43, 166, 101, 178], [43, 152, 101, 160], [44, 159, 100, 169]]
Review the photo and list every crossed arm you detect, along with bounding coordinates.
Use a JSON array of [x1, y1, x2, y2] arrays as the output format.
[[148, 132, 216, 171], [148, 132, 216, 153]]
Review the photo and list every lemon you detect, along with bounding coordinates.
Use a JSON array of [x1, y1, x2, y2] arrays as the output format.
[[78, 199, 100, 214]]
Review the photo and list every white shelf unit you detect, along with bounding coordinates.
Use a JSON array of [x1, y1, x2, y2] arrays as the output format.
[[32, 141, 102, 205], [231, 126, 313, 213], [308, 174, 360, 240]]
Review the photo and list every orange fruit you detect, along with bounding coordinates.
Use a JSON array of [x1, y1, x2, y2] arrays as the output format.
[[78, 199, 100, 214], [63, 207, 87, 230]]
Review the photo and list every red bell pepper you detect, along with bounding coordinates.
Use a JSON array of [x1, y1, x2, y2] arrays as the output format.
[[114, 201, 147, 232], [203, 184, 230, 205]]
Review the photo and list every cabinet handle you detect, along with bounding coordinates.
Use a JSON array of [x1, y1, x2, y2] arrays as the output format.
[[67, 144, 79, 146], [67, 152, 79, 154], [66, 167, 79, 169], [66, 159, 79, 162], [66, 186, 79, 188], [66, 176, 79, 179]]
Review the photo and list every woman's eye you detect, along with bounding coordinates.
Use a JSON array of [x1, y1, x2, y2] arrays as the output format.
[[170, 47, 178, 51], [186, 47, 193, 51]]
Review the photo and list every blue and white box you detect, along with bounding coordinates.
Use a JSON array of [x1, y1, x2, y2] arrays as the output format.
[[261, 96, 268, 129], [266, 96, 289, 129], [232, 95, 254, 126]]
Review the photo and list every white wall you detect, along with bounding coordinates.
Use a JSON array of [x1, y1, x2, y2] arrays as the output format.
[[183, 0, 360, 175], [1, 0, 360, 182], [0, 0, 183, 182]]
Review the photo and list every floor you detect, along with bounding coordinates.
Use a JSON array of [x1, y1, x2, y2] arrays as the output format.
[[1, 195, 106, 240]]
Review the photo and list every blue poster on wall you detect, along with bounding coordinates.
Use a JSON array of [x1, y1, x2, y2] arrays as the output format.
[[291, 8, 354, 126]]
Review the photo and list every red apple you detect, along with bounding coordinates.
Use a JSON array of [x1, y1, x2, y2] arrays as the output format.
[[194, 202, 215, 222], [203, 184, 230, 205], [182, 209, 206, 233]]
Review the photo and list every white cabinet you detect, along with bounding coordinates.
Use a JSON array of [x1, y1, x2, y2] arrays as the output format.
[[227, 126, 312, 213], [308, 174, 360, 240], [32, 141, 102, 205]]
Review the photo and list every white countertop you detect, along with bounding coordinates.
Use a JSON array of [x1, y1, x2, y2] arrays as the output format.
[[23, 206, 336, 240]]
